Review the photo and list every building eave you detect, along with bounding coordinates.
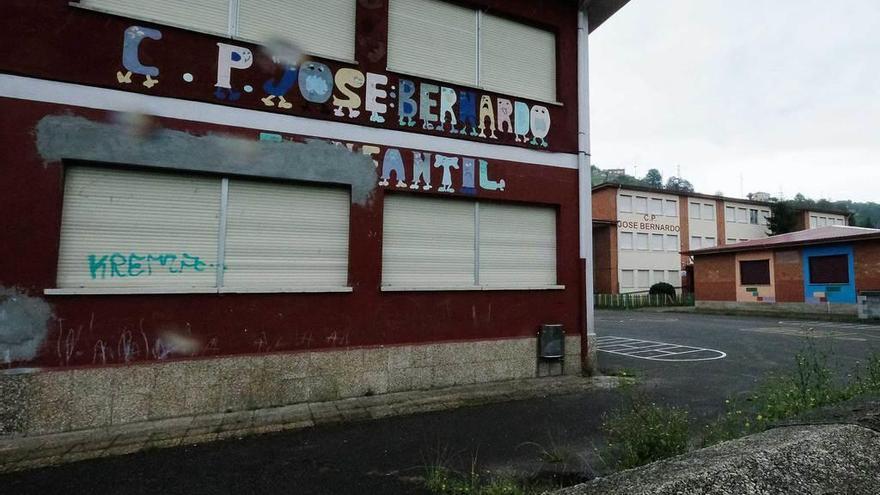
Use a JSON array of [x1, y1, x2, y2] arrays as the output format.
[[585, 0, 631, 33]]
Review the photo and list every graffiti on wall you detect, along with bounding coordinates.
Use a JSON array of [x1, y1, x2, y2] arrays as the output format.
[[116, 26, 553, 147], [88, 252, 213, 279]]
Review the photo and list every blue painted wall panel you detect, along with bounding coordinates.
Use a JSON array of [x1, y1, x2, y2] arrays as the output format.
[[802, 244, 856, 304]]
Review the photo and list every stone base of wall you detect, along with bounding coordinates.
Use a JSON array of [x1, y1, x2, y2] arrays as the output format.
[[0, 335, 581, 438], [696, 300, 858, 316]]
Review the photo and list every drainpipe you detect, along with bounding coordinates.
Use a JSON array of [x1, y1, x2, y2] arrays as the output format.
[[577, 1, 598, 375]]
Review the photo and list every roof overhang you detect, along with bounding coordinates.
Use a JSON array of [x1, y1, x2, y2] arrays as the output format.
[[586, 0, 631, 33]]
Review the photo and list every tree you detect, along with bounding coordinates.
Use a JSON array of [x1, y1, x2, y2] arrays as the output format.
[[768, 201, 798, 235], [665, 176, 695, 193], [644, 168, 663, 189]]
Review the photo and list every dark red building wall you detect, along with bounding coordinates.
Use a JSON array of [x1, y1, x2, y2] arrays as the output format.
[[773, 249, 804, 303], [0, 98, 582, 368], [855, 240, 880, 293], [693, 253, 736, 302], [0, 0, 579, 152]]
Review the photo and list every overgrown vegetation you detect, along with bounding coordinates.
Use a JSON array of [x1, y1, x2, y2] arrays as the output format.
[[702, 339, 880, 446], [601, 392, 690, 469], [423, 339, 880, 494]]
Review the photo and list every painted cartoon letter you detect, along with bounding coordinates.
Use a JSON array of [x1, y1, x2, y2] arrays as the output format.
[[434, 155, 459, 193], [419, 84, 439, 130], [439, 87, 457, 132], [298, 62, 334, 104], [496, 99, 513, 134], [410, 152, 432, 190], [379, 148, 407, 187], [477, 95, 497, 139], [529, 106, 551, 147], [513, 101, 531, 142], [215, 43, 253, 101], [333, 68, 365, 118], [365, 72, 388, 123], [118, 26, 162, 88], [398, 79, 417, 127], [262, 63, 298, 109], [479, 160, 506, 191]]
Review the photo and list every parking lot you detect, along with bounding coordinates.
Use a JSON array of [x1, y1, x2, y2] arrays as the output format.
[[4, 310, 880, 495]]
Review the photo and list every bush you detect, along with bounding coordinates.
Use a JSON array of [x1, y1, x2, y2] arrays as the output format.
[[602, 394, 690, 469], [649, 282, 676, 298]]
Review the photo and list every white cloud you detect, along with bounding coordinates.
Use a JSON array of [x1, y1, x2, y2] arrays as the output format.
[[589, 0, 880, 202]]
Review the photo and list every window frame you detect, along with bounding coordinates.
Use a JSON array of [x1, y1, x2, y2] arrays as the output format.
[[48, 166, 354, 295], [807, 254, 850, 285], [739, 259, 771, 286]]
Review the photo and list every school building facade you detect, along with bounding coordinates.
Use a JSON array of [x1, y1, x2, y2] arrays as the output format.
[[0, 0, 629, 440], [591, 183, 849, 294]]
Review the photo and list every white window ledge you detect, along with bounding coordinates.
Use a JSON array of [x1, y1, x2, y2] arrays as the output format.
[[45, 286, 353, 296], [381, 285, 565, 292]]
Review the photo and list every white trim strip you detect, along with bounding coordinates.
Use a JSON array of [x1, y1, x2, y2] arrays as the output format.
[[382, 285, 566, 292], [44, 286, 353, 295], [0, 74, 578, 169]]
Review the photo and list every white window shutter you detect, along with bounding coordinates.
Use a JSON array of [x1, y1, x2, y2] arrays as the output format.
[[387, 0, 477, 86], [56, 167, 221, 289], [79, 0, 230, 36], [237, 0, 357, 61], [479, 13, 556, 102], [478, 202, 556, 286], [223, 180, 350, 290], [382, 195, 475, 288]]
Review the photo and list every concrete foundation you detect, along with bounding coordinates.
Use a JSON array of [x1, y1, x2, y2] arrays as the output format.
[[696, 300, 858, 316]]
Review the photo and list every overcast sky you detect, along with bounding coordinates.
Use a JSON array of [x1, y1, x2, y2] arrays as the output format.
[[589, 0, 879, 203]]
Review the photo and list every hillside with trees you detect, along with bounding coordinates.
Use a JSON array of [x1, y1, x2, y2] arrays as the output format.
[[591, 165, 878, 229]]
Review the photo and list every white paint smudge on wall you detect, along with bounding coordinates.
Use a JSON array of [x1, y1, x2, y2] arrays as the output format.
[[0, 288, 52, 364]]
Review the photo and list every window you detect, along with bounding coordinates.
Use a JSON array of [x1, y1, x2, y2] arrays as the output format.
[[620, 270, 634, 288], [636, 270, 650, 288], [635, 233, 649, 250], [749, 209, 759, 225], [619, 232, 634, 250], [388, 0, 557, 101], [650, 198, 664, 215], [664, 199, 677, 217], [55, 166, 350, 292], [810, 216, 818, 228], [702, 204, 715, 221], [651, 233, 664, 251], [808, 254, 850, 284], [78, 0, 357, 61], [382, 195, 557, 288], [618, 194, 633, 213], [634, 196, 648, 214], [224, 180, 350, 289], [737, 208, 748, 223], [667, 270, 680, 286], [740, 259, 771, 285], [690, 236, 702, 250], [653, 270, 665, 285], [666, 234, 679, 252], [725, 206, 736, 222], [689, 202, 701, 219], [704, 237, 716, 247], [761, 210, 771, 225]]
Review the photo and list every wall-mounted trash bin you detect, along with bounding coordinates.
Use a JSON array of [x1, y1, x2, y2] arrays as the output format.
[[539, 324, 565, 359]]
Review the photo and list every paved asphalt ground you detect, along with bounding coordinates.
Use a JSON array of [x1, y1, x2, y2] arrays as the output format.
[[5, 310, 880, 495]]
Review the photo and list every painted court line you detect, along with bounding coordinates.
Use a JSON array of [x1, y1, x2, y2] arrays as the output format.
[[596, 336, 726, 362]]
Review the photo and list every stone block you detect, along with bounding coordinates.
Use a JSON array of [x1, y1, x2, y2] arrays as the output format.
[[362, 346, 390, 372], [110, 364, 155, 425], [149, 362, 191, 419], [387, 346, 413, 370], [308, 375, 339, 402]]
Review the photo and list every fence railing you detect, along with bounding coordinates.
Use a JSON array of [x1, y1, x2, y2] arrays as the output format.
[[594, 292, 694, 309]]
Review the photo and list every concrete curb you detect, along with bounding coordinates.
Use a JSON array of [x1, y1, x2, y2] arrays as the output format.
[[0, 375, 619, 473]]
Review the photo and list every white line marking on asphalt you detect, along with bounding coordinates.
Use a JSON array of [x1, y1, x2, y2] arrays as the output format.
[[596, 336, 726, 362]]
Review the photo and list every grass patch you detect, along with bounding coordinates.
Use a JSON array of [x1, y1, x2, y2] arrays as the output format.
[[600, 391, 690, 469]]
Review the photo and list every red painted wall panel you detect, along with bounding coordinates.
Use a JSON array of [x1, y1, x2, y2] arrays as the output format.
[[0, 98, 582, 368]]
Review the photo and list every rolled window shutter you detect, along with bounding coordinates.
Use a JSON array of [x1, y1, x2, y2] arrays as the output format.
[[79, 0, 230, 35], [478, 203, 556, 286], [382, 195, 475, 288], [56, 167, 221, 289], [223, 180, 350, 290], [479, 13, 556, 102], [237, 0, 357, 61], [387, 0, 477, 86]]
